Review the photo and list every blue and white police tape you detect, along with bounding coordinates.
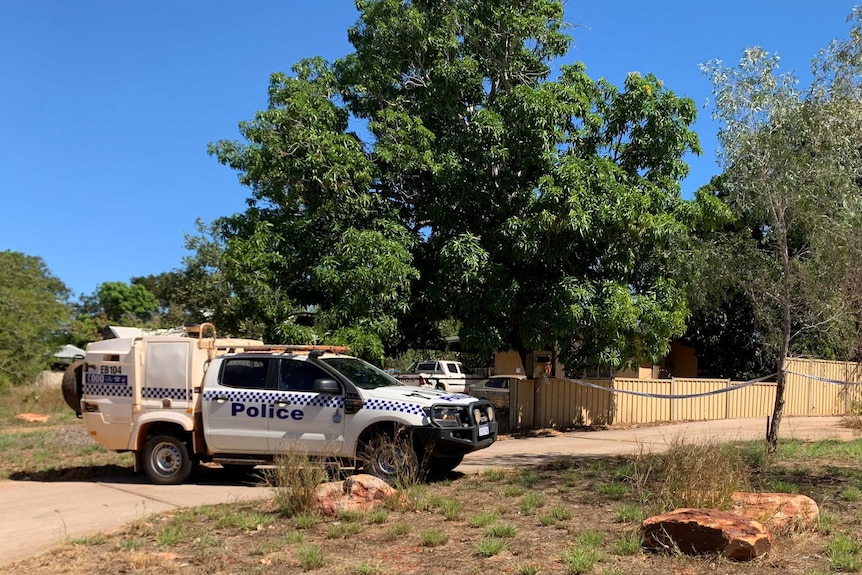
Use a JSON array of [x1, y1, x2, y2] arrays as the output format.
[[549, 372, 777, 400], [783, 369, 862, 387]]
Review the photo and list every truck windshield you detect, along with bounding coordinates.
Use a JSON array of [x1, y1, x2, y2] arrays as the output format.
[[322, 357, 403, 390]]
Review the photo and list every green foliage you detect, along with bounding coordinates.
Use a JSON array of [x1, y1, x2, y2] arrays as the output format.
[[326, 522, 362, 539], [485, 523, 516, 538], [474, 537, 505, 557], [295, 544, 326, 571], [266, 449, 329, 517], [385, 522, 411, 540], [828, 533, 862, 572], [419, 528, 448, 547], [86, 281, 160, 323], [468, 511, 499, 528], [202, 0, 701, 366], [702, 13, 862, 445], [561, 544, 603, 575], [0, 251, 71, 389], [638, 437, 749, 512], [438, 498, 464, 521], [520, 491, 546, 515], [616, 504, 644, 523], [610, 531, 642, 556], [366, 509, 388, 524], [70, 280, 163, 346]]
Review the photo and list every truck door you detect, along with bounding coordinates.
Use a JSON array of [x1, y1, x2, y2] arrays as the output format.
[[202, 357, 272, 453], [268, 358, 345, 455], [143, 341, 191, 410]]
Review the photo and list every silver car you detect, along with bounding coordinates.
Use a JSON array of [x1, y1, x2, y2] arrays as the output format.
[[465, 375, 526, 410]]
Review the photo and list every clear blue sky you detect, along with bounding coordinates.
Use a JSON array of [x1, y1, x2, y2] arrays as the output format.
[[1, 1, 854, 299]]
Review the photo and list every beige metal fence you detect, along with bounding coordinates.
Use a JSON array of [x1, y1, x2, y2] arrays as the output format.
[[505, 358, 862, 430]]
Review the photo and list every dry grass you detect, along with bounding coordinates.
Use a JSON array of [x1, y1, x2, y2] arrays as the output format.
[[631, 435, 749, 513], [4, 436, 862, 575], [265, 448, 330, 517], [3, 385, 862, 574], [0, 381, 132, 480]]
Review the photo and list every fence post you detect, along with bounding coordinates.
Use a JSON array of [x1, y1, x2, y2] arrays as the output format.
[[533, 378, 542, 430], [668, 377, 676, 421], [725, 379, 731, 419]]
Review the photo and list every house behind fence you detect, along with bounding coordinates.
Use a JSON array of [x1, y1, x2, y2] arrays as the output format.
[[495, 352, 862, 430]]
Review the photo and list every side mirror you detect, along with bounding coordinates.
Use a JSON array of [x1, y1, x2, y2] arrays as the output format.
[[313, 378, 340, 394]]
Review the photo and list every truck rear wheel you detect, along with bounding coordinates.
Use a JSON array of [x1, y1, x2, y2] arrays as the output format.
[[143, 435, 194, 485], [361, 434, 419, 485]]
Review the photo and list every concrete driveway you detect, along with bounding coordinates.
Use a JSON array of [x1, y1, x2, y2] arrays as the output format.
[[0, 416, 856, 567]]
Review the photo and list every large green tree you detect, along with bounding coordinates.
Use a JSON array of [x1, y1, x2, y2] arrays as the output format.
[[70, 281, 162, 345], [207, 0, 704, 369], [702, 11, 862, 450], [0, 251, 71, 389]]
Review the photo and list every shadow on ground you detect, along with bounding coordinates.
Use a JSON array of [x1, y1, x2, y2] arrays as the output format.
[[7, 464, 269, 486]]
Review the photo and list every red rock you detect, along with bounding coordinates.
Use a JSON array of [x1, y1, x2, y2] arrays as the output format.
[[314, 474, 396, 516], [732, 492, 819, 531], [14, 413, 49, 423], [642, 508, 771, 560]]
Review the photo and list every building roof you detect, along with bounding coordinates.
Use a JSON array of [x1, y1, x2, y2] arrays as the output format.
[[54, 344, 86, 359]]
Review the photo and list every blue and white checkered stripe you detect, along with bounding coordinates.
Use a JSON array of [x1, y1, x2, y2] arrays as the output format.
[[202, 389, 344, 409], [84, 384, 133, 398], [364, 399, 424, 416], [143, 387, 191, 400], [436, 393, 472, 402]]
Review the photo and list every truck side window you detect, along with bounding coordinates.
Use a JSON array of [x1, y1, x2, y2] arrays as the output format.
[[279, 359, 331, 392], [446, 362, 459, 374], [220, 358, 269, 389]]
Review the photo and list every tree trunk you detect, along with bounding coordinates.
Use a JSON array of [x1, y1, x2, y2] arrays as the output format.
[[766, 230, 792, 453]]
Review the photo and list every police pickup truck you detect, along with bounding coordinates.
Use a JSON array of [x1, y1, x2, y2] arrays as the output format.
[[63, 330, 497, 485]]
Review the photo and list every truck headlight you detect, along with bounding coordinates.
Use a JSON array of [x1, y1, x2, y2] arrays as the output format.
[[432, 406, 464, 426], [473, 406, 495, 424]]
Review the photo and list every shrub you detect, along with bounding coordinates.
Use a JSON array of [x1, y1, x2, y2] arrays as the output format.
[[295, 544, 326, 571], [420, 528, 448, 547], [468, 511, 499, 528], [633, 436, 749, 512], [266, 447, 329, 517], [474, 537, 505, 556]]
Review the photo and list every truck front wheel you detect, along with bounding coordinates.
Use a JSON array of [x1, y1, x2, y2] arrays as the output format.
[[426, 454, 464, 479], [361, 435, 419, 485], [143, 435, 194, 485]]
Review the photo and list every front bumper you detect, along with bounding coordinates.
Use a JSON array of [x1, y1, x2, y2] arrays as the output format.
[[413, 420, 498, 456]]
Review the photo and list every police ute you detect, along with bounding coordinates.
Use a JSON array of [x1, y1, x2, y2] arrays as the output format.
[[62, 325, 498, 484]]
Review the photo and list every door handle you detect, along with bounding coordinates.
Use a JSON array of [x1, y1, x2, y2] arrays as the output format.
[[276, 400, 291, 407], [214, 396, 228, 403]]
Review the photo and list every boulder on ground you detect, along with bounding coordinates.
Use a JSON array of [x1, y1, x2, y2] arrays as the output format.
[[732, 492, 819, 531], [314, 474, 396, 516], [642, 508, 771, 561], [14, 413, 49, 423]]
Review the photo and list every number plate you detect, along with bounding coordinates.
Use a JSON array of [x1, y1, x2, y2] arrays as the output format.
[[479, 424, 490, 436]]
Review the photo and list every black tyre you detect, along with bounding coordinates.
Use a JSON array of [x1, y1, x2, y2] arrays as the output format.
[[426, 454, 464, 479], [435, 382, 446, 391], [361, 434, 419, 485], [61, 360, 85, 414], [142, 435, 194, 485]]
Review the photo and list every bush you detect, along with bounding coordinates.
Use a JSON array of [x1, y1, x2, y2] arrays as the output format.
[[266, 447, 329, 517], [632, 436, 749, 512]]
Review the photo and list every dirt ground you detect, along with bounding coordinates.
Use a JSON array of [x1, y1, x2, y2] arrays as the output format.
[[1, 438, 858, 575]]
